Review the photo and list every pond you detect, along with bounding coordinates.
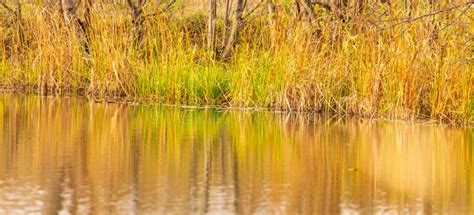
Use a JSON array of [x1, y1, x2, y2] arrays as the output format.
[[0, 94, 473, 214]]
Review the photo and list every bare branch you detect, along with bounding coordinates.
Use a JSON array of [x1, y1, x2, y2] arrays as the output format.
[[243, 0, 264, 20], [161, 0, 175, 12], [380, 2, 473, 31], [143, 0, 175, 17], [0, 1, 15, 14]]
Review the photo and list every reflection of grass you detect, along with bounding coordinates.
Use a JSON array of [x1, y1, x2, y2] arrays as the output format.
[[0, 1, 472, 124], [0, 94, 473, 213]]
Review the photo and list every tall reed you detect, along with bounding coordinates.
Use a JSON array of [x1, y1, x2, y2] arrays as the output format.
[[0, 0, 472, 124]]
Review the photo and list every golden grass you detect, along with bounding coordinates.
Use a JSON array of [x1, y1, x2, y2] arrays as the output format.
[[0, 0, 473, 124]]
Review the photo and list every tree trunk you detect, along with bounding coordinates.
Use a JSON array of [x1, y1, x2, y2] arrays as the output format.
[[60, 0, 92, 53], [207, 0, 217, 53], [127, 0, 146, 48], [14, 0, 23, 55], [80, 0, 92, 53], [221, 0, 232, 49], [267, 0, 277, 48], [222, 0, 245, 59]]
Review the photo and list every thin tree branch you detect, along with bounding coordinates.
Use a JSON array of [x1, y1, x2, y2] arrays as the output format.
[[380, 2, 473, 31], [243, 1, 264, 20], [144, 0, 175, 17], [161, 0, 175, 12], [0, 1, 15, 14]]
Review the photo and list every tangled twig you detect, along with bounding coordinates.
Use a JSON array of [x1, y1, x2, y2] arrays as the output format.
[[379, 2, 473, 31]]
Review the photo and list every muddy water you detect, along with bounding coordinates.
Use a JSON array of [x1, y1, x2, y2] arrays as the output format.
[[0, 94, 472, 214]]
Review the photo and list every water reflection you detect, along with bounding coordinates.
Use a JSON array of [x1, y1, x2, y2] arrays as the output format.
[[0, 94, 472, 214]]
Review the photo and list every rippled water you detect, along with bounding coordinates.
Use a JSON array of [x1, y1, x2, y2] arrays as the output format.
[[0, 94, 473, 214]]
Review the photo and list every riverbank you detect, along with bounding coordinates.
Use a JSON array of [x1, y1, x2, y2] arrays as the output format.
[[1, 1, 473, 124], [1, 88, 472, 127]]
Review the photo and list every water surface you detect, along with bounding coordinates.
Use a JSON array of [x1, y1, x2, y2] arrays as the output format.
[[0, 94, 473, 214]]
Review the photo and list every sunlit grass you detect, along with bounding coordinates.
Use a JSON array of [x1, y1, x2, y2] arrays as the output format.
[[0, 1, 472, 124]]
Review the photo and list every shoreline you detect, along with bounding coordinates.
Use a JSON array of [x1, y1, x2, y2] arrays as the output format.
[[1, 88, 471, 127]]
